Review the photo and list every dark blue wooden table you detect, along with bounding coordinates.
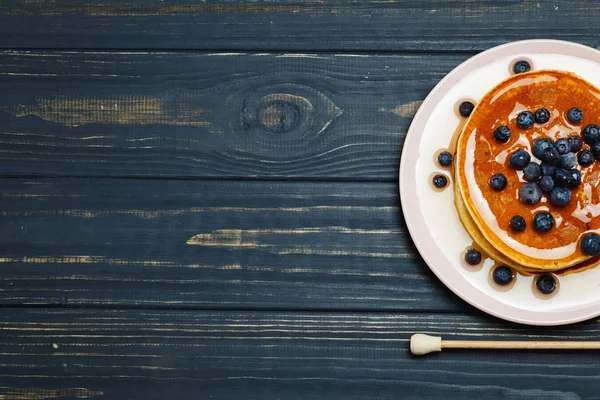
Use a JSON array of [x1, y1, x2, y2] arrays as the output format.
[[1, 1, 600, 399]]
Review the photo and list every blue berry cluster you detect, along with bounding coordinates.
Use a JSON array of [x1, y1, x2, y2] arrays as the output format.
[[493, 135, 584, 232], [488, 107, 600, 234], [488, 107, 600, 257]]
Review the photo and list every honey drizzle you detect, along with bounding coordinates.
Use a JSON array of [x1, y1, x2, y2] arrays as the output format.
[[444, 81, 600, 277]]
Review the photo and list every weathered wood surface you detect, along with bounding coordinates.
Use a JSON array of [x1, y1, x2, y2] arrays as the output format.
[[1, 309, 600, 399], [0, 178, 462, 311], [0, 51, 466, 179], [1, 1, 599, 51], [4, 2, 600, 397]]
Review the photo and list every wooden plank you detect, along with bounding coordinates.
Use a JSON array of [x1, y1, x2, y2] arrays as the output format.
[[0, 1, 599, 51], [0, 178, 463, 311], [1, 308, 600, 399], [0, 50, 466, 180]]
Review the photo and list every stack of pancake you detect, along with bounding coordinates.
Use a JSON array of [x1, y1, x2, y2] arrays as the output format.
[[454, 70, 600, 274]]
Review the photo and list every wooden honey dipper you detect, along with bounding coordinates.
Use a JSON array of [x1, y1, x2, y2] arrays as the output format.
[[410, 334, 600, 355]]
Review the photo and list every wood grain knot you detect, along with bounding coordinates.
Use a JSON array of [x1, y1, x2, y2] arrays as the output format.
[[236, 84, 342, 155], [257, 96, 303, 134]]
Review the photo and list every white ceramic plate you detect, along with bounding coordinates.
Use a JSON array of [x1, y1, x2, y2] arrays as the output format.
[[400, 39, 600, 325]]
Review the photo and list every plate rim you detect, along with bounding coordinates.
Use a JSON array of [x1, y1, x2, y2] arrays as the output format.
[[399, 39, 600, 326]]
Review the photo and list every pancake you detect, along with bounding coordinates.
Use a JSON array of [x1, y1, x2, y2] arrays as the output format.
[[454, 180, 543, 274], [455, 70, 600, 271]]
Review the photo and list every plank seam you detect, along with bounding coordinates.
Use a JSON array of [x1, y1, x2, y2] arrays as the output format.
[[0, 48, 479, 55], [0, 304, 463, 314]]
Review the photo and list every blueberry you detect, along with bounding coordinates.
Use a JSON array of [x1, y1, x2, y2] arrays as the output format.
[[489, 173, 508, 191], [549, 187, 571, 207], [516, 111, 535, 129], [513, 60, 531, 74], [558, 152, 577, 169], [582, 124, 600, 144], [544, 149, 561, 165], [519, 183, 543, 205], [438, 151, 452, 167], [465, 249, 482, 265], [432, 174, 448, 188], [510, 215, 526, 232], [533, 211, 554, 233], [567, 107, 583, 124], [554, 138, 571, 154], [523, 162, 542, 182], [532, 138, 560, 165], [534, 108, 550, 124], [554, 168, 581, 188], [509, 149, 531, 169], [458, 101, 474, 117], [567, 169, 582, 187], [554, 168, 569, 187], [494, 125, 511, 142], [538, 175, 554, 193], [591, 142, 600, 159], [568, 135, 583, 152], [541, 163, 556, 177], [578, 150, 594, 166], [531, 138, 554, 158], [581, 233, 600, 256], [493, 266, 514, 285], [536, 275, 557, 294]]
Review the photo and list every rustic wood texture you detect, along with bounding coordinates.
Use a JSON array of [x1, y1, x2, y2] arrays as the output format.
[[1, 1, 600, 51], [0, 51, 466, 179], [2, 309, 600, 399], [4, 1, 600, 398], [0, 178, 463, 311]]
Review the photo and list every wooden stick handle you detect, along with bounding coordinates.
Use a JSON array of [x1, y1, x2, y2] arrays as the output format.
[[410, 334, 600, 355], [442, 340, 600, 350]]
